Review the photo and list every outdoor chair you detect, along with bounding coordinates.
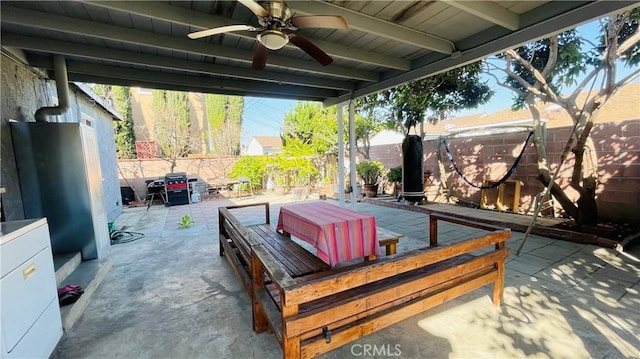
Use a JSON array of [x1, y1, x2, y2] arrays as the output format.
[[235, 177, 254, 197]]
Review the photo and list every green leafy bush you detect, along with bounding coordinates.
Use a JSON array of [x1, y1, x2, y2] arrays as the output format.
[[229, 153, 321, 190], [229, 156, 266, 188], [356, 161, 384, 185], [387, 166, 402, 183]]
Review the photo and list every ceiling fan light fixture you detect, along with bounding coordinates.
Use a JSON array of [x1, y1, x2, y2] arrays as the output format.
[[258, 30, 289, 50]]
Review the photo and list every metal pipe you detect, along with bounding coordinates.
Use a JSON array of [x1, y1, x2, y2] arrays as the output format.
[[446, 126, 534, 139], [35, 55, 69, 122]]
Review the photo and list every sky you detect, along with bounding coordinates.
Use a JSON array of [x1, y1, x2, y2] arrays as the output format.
[[239, 18, 638, 145], [240, 97, 297, 145]]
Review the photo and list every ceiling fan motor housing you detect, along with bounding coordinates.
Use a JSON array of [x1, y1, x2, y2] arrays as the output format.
[[258, 1, 291, 27]]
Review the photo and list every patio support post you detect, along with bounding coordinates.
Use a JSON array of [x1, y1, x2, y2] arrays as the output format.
[[337, 103, 346, 206], [349, 100, 358, 207]]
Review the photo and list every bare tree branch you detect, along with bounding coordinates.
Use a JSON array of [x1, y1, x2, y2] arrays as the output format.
[[484, 71, 526, 97], [504, 53, 545, 96], [615, 67, 640, 88], [505, 49, 561, 104], [603, 12, 630, 91], [541, 35, 559, 78], [580, 36, 600, 49], [569, 66, 602, 102]]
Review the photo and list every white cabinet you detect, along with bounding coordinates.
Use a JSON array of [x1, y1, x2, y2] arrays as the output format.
[[1, 218, 62, 358]]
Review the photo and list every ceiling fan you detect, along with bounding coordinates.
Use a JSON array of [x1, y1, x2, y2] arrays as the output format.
[[188, 0, 348, 70]]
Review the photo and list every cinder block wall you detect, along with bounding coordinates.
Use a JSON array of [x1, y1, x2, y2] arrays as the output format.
[[369, 120, 640, 223], [117, 156, 239, 199]]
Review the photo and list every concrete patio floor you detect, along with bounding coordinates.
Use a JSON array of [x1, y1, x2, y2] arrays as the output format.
[[53, 193, 639, 359]]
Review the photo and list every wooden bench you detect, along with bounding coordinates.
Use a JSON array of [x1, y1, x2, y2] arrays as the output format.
[[218, 203, 329, 296], [219, 204, 404, 293], [249, 213, 511, 358], [376, 227, 402, 255]]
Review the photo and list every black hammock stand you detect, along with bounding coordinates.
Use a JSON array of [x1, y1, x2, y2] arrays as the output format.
[[442, 131, 533, 189]]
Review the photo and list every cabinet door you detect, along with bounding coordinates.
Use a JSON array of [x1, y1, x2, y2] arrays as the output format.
[[0, 223, 49, 278], [1, 247, 57, 352]]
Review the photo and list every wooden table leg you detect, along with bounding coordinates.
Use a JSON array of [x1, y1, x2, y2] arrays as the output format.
[[386, 242, 397, 255], [513, 181, 522, 213], [496, 184, 506, 211], [146, 193, 154, 211]]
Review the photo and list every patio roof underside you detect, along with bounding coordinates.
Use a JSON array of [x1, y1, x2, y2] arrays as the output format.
[[1, 1, 637, 106]]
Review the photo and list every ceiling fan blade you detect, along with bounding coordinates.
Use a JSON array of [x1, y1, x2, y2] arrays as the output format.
[[290, 16, 348, 30], [188, 25, 255, 39], [237, 0, 269, 18], [252, 42, 268, 70], [289, 34, 333, 66]]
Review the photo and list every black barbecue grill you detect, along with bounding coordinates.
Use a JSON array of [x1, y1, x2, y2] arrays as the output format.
[[164, 172, 189, 206]]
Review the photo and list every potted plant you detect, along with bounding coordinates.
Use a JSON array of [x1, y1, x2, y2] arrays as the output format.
[[356, 161, 384, 197], [387, 165, 403, 198], [273, 171, 287, 195]]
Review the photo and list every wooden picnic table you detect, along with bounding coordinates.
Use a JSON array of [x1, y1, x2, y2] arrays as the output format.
[[276, 202, 380, 266]]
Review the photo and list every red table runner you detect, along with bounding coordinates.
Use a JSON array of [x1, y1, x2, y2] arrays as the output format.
[[276, 202, 380, 266]]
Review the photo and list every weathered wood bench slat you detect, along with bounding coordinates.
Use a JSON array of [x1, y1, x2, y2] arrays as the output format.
[[286, 253, 473, 310], [299, 270, 498, 359], [249, 225, 308, 276], [428, 212, 505, 247], [286, 249, 508, 338], [282, 229, 510, 307], [256, 287, 283, 342], [224, 202, 271, 224], [219, 203, 321, 296], [299, 267, 498, 343], [219, 234, 252, 295], [223, 221, 252, 263], [248, 224, 328, 277], [429, 212, 504, 231]]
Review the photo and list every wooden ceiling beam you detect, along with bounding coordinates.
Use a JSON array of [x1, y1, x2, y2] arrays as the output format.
[[287, 1, 454, 54], [443, 1, 519, 31], [2, 33, 355, 91], [83, 0, 411, 70], [1, 5, 378, 82]]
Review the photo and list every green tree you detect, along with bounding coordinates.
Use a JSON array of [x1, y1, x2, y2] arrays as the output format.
[[205, 94, 244, 155], [282, 102, 338, 155], [359, 63, 493, 133], [92, 85, 136, 159], [486, 9, 639, 225], [356, 63, 492, 196], [354, 108, 385, 160], [281, 102, 339, 185], [152, 90, 196, 172], [112, 87, 136, 159]]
